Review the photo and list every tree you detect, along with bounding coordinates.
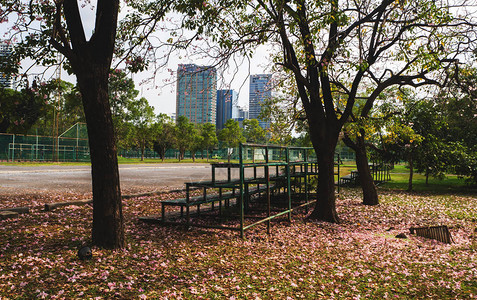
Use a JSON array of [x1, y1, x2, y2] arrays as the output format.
[[56, 0, 125, 248], [170, 0, 476, 222], [375, 82, 477, 190], [175, 116, 196, 161], [406, 100, 449, 186], [126, 97, 156, 161], [341, 93, 389, 205], [190, 130, 204, 162], [199, 122, 218, 161], [31, 79, 84, 136], [439, 65, 477, 184], [117, 0, 474, 220], [1, 0, 131, 248], [218, 119, 245, 162], [61, 84, 85, 126], [342, 127, 379, 203], [259, 96, 298, 145], [257, 1, 470, 219], [153, 114, 176, 161], [0, 87, 46, 133], [242, 119, 266, 144], [381, 117, 423, 191], [108, 69, 140, 148], [401, 90, 476, 187]]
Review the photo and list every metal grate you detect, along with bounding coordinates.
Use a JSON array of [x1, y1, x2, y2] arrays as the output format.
[[410, 225, 454, 244]]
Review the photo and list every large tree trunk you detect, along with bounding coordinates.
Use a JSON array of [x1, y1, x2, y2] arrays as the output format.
[[55, 0, 123, 249], [76, 67, 124, 249], [355, 144, 379, 205], [308, 123, 340, 223], [343, 132, 379, 205]]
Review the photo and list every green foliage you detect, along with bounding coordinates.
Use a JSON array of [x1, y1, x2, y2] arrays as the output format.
[[30, 79, 84, 136], [0, 87, 47, 134], [152, 114, 176, 160], [124, 97, 156, 160], [218, 119, 245, 148], [242, 119, 265, 144], [199, 122, 218, 159], [258, 96, 299, 145], [289, 133, 312, 148], [175, 116, 197, 160], [377, 88, 476, 185], [109, 69, 140, 119]]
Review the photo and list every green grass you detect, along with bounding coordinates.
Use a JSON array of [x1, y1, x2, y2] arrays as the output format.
[[389, 164, 409, 174], [381, 164, 475, 194], [337, 162, 475, 194]]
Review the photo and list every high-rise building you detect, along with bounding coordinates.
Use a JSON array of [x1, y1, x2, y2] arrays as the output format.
[[249, 74, 272, 128], [176, 64, 217, 124], [232, 105, 249, 128], [216, 89, 238, 130], [0, 41, 13, 89], [233, 106, 249, 120]]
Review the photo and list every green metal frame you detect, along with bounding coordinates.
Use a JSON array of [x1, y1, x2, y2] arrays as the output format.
[[159, 143, 340, 237]]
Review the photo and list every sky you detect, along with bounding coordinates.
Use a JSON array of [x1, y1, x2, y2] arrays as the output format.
[[0, 0, 273, 117], [75, 2, 273, 117], [130, 45, 272, 116]]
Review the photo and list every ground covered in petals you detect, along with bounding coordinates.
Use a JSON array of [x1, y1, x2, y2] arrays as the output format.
[[0, 188, 476, 299]]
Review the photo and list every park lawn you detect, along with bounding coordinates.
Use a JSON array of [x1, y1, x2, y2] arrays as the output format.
[[382, 163, 474, 194], [1, 185, 476, 299]]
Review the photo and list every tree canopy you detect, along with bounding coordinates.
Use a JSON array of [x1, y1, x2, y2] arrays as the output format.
[[1, 0, 476, 239], [171, 0, 477, 221]]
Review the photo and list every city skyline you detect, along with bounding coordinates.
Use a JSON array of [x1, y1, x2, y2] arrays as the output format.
[[175, 64, 271, 129]]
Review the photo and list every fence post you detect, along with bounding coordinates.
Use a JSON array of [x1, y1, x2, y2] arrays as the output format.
[[35, 135, 38, 161], [239, 143, 245, 238], [11, 134, 15, 162], [286, 147, 292, 221]]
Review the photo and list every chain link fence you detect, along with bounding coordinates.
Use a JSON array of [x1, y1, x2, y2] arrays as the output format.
[[0, 123, 90, 162]]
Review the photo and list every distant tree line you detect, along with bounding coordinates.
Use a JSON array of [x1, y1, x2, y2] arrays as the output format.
[[0, 69, 315, 162]]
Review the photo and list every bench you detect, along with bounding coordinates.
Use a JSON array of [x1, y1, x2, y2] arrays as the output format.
[[160, 181, 284, 224], [340, 170, 359, 186], [161, 189, 239, 223]]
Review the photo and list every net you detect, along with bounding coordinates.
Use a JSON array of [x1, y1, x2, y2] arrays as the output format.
[[0, 123, 90, 162]]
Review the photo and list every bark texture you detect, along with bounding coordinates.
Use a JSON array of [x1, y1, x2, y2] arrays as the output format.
[[343, 132, 379, 206], [307, 121, 340, 223], [51, 0, 124, 248]]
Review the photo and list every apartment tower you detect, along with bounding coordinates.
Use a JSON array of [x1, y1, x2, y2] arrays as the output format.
[[249, 74, 272, 129], [176, 64, 217, 124]]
